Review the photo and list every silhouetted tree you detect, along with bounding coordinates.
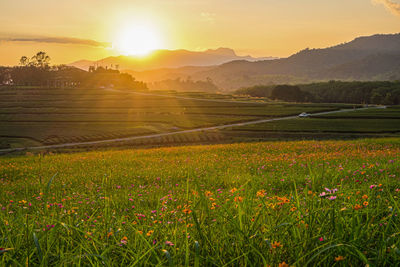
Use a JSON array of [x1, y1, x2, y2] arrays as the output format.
[[19, 56, 29, 66], [31, 51, 51, 68]]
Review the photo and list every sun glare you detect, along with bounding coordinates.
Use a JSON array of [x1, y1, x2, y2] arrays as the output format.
[[113, 23, 163, 56]]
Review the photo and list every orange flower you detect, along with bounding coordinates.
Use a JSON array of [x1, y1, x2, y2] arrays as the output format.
[[362, 195, 368, 200], [335, 255, 345, 261], [234, 196, 243, 202], [279, 262, 289, 267], [271, 241, 282, 248], [353, 204, 363, 210], [205, 191, 213, 197], [256, 190, 266, 197], [363, 201, 369, 206], [107, 232, 113, 238], [183, 208, 192, 214], [230, 188, 238, 193], [146, 230, 154, 236]]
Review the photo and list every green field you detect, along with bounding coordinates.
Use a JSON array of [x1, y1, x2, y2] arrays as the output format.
[[0, 87, 361, 150], [0, 138, 399, 265], [227, 106, 400, 141]]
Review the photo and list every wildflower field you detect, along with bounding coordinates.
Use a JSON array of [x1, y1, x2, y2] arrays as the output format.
[[0, 138, 400, 266]]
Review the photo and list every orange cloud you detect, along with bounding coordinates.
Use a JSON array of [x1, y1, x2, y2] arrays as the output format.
[[375, 0, 400, 16], [0, 36, 111, 48]]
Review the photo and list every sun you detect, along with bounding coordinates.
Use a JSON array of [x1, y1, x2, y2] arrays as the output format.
[[114, 23, 163, 56]]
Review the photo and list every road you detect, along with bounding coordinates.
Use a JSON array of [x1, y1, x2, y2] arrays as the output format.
[[0, 106, 381, 154]]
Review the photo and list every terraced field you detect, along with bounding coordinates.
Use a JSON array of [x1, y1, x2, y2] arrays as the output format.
[[227, 106, 400, 141], [0, 87, 352, 150]]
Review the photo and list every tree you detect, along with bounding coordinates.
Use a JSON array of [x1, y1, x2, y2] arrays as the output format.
[[271, 85, 305, 102], [19, 56, 29, 66], [31, 51, 51, 68]]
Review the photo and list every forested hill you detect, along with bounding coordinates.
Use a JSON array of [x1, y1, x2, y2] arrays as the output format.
[[235, 81, 400, 105], [192, 33, 400, 90]]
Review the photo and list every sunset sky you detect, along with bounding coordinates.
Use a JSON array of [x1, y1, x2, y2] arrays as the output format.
[[1, 0, 400, 65]]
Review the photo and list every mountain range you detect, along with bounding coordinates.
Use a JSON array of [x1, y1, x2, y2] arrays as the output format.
[[69, 48, 276, 71], [69, 33, 400, 91]]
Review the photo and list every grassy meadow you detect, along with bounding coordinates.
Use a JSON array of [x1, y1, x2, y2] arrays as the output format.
[[1, 138, 400, 266]]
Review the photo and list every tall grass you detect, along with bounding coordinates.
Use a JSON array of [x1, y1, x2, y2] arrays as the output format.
[[0, 138, 399, 266]]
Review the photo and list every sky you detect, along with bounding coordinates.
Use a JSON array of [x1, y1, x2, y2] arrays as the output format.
[[0, 0, 400, 65]]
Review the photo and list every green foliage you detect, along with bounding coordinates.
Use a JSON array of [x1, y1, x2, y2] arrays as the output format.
[[1, 53, 148, 90], [150, 77, 219, 93], [236, 81, 400, 104], [271, 85, 314, 102]]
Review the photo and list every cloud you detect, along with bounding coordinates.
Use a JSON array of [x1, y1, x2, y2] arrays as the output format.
[[374, 0, 400, 16], [0, 36, 111, 48], [201, 12, 216, 23]]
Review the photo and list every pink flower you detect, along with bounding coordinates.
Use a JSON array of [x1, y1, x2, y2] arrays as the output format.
[[370, 185, 377, 189], [319, 237, 324, 241], [328, 196, 337, 200], [165, 241, 174, 246]]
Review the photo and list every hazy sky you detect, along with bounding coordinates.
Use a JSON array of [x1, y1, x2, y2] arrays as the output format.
[[0, 0, 400, 65]]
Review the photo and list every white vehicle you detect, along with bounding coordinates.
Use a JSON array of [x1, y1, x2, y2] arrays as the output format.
[[298, 112, 310, 118]]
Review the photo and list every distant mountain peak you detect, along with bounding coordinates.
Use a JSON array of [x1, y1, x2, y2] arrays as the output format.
[[69, 47, 273, 71], [205, 47, 237, 56]]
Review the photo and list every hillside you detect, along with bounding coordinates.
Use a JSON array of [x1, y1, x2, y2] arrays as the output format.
[[192, 33, 400, 90]]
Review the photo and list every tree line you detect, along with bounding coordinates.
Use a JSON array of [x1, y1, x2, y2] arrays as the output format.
[[0, 51, 148, 90], [149, 77, 218, 92], [235, 81, 400, 105]]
